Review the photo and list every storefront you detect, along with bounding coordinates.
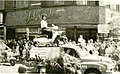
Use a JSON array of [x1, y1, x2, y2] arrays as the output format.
[[5, 6, 104, 41], [16, 27, 39, 40], [65, 25, 97, 42], [6, 26, 39, 40]]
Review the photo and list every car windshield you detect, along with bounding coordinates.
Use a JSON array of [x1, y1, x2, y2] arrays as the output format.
[[76, 47, 90, 57]]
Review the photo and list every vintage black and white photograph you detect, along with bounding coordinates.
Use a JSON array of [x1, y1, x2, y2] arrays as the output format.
[[1, 0, 120, 74]]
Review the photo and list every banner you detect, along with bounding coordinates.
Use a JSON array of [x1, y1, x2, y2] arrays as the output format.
[[98, 24, 109, 33], [30, 47, 61, 60]]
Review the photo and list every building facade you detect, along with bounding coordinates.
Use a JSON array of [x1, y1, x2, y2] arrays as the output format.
[[0, 0, 120, 41]]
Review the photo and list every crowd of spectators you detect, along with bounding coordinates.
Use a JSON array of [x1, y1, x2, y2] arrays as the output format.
[[4, 39, 33, 61], [76, 35, 120, 62], [1, 35, 120, 63]]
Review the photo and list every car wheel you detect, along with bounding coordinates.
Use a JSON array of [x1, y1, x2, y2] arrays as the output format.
[[84, 69, 101, 74], [39, 67, 46, 74], [10, 60, 15, 66], [18, 65, 27, 73]]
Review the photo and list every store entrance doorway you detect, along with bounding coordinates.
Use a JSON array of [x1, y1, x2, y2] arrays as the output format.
[[6, 28, 16, 39]]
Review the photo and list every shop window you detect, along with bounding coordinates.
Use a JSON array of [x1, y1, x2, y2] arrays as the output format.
[[29, 27, 38, 33], [0, 27, 4, 34]]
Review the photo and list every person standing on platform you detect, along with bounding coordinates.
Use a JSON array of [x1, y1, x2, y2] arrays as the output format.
[[40, 13, 52, 38]]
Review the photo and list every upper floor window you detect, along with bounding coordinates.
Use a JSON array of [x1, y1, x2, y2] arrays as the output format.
[[41, 1, 76, 7], [87, 1, 99, 6], [0, 0, 5, 10], [15, 0, 28, 9], [28, 0, 41, 7], [116, 5, 120, 12], [76, 0, 87, 5], [54, 0, 65, 5], [110, 5, 117, 10], [107, 5, 111, 8], [26, 1, 100, 8]]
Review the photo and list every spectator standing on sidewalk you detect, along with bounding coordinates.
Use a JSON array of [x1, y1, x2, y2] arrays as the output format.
[[15, 43, 20, 61], [78, 35, 86, 47], [78, 35, 84, 44], [86, 39, 94, 54], [18, 40, 24, 58], [98, 41, 106, 56]]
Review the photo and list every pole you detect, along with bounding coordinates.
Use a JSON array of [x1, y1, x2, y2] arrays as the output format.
[[26, 28, 29, 40], [74, 26, 77, 42], [4, 26, 6, 40]]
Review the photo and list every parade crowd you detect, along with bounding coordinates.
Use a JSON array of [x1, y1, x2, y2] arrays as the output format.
[[2, 35, 120, 62]]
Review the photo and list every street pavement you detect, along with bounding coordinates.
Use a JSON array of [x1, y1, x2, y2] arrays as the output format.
[[0, 62, 38, 74], [0, 63, 20, 74], [0, 63, 120, 74]]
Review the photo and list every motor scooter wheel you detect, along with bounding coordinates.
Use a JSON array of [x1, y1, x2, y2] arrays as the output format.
[[10, 60, 15, 66]]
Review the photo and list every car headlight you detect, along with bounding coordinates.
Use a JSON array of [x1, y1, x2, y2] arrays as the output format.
[[107, 64, 114, 71], [107, 60, 116, 71]]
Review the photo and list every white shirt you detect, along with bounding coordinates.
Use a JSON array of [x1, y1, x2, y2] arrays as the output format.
[[41, 20, 48, 28], [78, 38, 83, 43]]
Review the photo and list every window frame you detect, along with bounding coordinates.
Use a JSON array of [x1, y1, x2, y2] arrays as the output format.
[[15, 0, 29, 9], [64, 47, 80, 58]]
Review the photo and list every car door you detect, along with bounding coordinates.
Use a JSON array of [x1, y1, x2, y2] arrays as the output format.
[[62, 47, 82, 73]]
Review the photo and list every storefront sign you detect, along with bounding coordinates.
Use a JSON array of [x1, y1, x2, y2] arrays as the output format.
[[6, 6, 99, 26], [98, 24, 109, 33]]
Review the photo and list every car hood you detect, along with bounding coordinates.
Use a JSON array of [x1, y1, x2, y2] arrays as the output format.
[[81, 55, 113, 63]]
